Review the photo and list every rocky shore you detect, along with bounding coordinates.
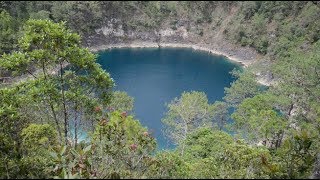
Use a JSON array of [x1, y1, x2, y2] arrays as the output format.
[[89, 42, 251, 67]]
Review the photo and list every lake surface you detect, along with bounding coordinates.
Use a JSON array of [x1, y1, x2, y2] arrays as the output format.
[[96, 47, 241, 150]]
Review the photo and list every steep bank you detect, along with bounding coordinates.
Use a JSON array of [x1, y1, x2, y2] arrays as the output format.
[[86, 19, 262, 67]]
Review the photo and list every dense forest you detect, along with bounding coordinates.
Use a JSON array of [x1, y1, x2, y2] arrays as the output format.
[[0, 1, 319, 179]]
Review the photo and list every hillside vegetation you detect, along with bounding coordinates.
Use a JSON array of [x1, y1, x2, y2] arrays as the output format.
[[0, 1, 319, 179]]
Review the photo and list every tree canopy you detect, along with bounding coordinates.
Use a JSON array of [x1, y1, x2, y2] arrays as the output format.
[[0, 1, 319, 179]]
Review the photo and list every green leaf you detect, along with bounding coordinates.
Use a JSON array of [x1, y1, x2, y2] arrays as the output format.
[[60, 146, 66, 155], [83, 145, 92, 153]]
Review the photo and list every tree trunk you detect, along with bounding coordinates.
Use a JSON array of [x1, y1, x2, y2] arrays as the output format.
[[49, 102, 63, 143], [311, 153, 320, 179], [181, 119, 188, 156], [74, 105, 78, 149], [287, 103, 294, 117], [60, 62, 68, 145], [5, 160, 9, 179], [40, 60, 63, 143], [275, 130, 284, 149]]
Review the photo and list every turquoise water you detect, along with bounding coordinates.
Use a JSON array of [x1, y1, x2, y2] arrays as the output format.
[[96, 47, 241, 150]]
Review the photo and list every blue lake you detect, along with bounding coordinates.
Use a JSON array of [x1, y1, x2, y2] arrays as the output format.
[[96, 47, 241, 150]]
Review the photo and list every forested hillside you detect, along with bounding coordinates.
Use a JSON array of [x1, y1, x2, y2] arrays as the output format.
[[0, 1, 319, 179]]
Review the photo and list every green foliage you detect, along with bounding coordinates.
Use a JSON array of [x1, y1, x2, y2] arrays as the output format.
[[146, 150, 189, 178], [0, 19, 114, 145], [273, 129, 319, 178], [162, 91, 214, 147], [224, 69, 262, 107], [19, 124, 58, 178], [29, 10, 50, 20], [240, 1, 259, 20], [152, 127, 273, 178], [272, 41, 320, 127], [231, 93, 287, 145], [50, 144, 94, 178], [0, 10, 18, 55], [0, 87, 29, 178], [108, 91, 134, 113], [51, 1, 103, 35], [182, 128, 234, 159], [0, 19, 114, 178], [0, 52, 30, 76], [0, 1, 319, 179], [227, 1, 319, 55], [21, 123, 58, 151], [91, 111, 156, 178], [211, 101, 229, 130]]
